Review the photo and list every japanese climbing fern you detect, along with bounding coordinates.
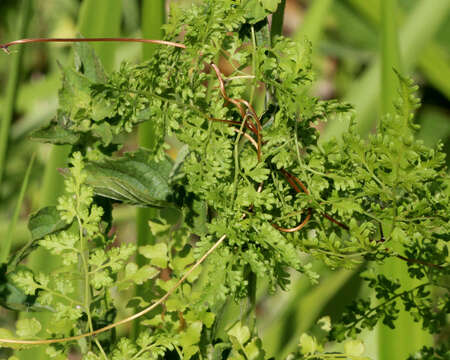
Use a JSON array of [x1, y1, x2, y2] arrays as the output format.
[[0, 1, 448, 359]]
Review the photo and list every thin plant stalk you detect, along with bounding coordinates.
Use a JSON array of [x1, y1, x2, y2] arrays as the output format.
[[133, 0, 166, 339], [0, 153, 35, 263], [0, 0, 32, 191]]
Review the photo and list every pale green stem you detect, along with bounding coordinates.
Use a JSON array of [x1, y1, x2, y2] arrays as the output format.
[[1, 153, 35, 263], [0, 0, 32, 189], [133, 0, 166, 340]]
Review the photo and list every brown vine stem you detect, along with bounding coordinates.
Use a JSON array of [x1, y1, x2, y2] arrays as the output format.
[[395, 254, 445, 270], [322, 212, 350, 231], [210, 63, 262, 161], [272, 209, 312, 232], [280, 168, 351, 232], [0, 37, 186, 54], [0, 234, 227, 345]]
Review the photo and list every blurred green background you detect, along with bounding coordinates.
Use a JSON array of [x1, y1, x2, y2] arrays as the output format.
[[0, 0, 448, 359]]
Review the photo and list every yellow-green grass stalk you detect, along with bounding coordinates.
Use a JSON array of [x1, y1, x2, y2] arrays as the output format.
[[322, 0, 450, 141], [270, 0, 286, 41], [344, 0, 450, 99], [293, 0, 333, 50], [378, 1, 432, 358], [0, 153, 35, 263], [133, 0, 166, 339], [261, 267, 360, 358], [0, 0, 32, 190], [78, 0, 123, 71], [136, 0, 165, 264]]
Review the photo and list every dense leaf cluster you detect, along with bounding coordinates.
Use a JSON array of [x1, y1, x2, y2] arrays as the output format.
[[0, 0, 448, 359]]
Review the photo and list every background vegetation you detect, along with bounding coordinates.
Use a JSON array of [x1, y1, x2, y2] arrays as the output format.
[[0, 0, 448, 359]]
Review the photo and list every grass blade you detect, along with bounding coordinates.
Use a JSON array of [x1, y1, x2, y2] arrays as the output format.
[[133, 0, 166, 339], [380, 0, 401, 115], [78, 0, 123, 71], [343, 0, 450, 99], [141, 0, 166, 60], [270, 0, 286, 40], [136, 0, 165, 266], [323, 0, 450, 140], [293, 0, 334, 47], [0, 0, 32, 190], [0, 153, 35, 263], [418, 43, 450, 99], [261, 267, 360, 358]]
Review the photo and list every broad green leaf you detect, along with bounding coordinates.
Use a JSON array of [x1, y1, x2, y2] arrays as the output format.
[[299, 333, 317, 355], [179, 321, 202, 348], [259, 0, 281, 12], [139, 243, 168, 268], [244, 338, 265, 360], [16, 318, 41, 338], [124, 263, 159, 285], [228, 322, 251, 346], [58, 65, 92, 118], [83, 149, 175, 208], [243, 0, 269, 24], [0, 265, 40, 312], [7, 206, 72, 270], [29, 120, 80, 145], [166, 294, 188, 312], [344, 339, 365, 356], [171, 245, 195, 273], [28, 206, 71, 242], [73, 42, 107, 83]]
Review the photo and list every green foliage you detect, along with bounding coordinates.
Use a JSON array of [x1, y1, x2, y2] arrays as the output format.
[[0, 0, 448, 359]]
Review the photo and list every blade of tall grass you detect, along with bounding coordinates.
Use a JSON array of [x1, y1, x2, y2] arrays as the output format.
[[378, 1, 432, 358], [343, 0, 450, 99], [380, 0, 400, 115], [418, 44, 450, 99], [78, 0, 123, 71], [0, 0, 32, 190], [293, 0, 333, 47], [133, 0, 166, 339], [141, 0, 165, 60], [0, 153, 35, 263], [261, 267, 359, 358], [270, 0, 286, 40], [323, 0, 450, 141], [136, 0, 165, 268]]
